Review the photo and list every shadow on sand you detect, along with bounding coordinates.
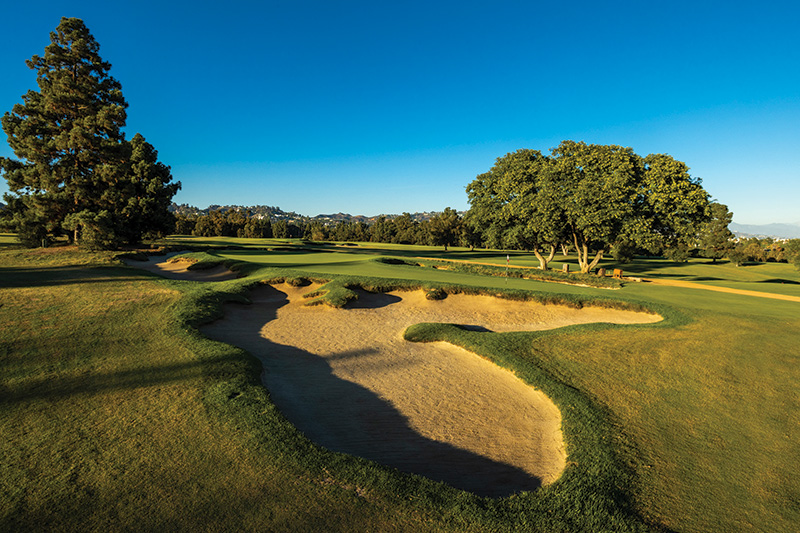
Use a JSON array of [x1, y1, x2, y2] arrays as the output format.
[[201, 285, 542, 498], [345, 290, 403, 309]]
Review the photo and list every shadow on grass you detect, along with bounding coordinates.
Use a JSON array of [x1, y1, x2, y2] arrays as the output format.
[[0, 355, 239, 406], [0, 265, 146, 289], [605, 259, 743, 281], [201, 284, 542, 498], [221, 250, 371, 270], [455, 324, 493, 332], [759, 278, 800, 285]]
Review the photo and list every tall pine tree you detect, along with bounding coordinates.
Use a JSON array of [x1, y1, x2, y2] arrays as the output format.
[[116, 133, 181, 243], [0, 17, 179, 248]]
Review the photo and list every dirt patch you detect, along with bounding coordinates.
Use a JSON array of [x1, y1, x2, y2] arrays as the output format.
[[123, 252, 238, 282], [201, 283, 660, 497]]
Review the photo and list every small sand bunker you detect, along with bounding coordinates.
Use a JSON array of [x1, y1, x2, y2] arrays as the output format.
[[201, 284, 660, 497], [123, 252, 238, 282]]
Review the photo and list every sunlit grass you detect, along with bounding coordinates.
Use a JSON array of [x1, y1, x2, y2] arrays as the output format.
[[519, 305, 800, 532]]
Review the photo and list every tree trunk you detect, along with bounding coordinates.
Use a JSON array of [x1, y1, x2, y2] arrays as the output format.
[[573, 231, 604, 273], [573, 232, 588, 272], [533, 249, 545, 270], [534, 245, 558, 270], [546, 244, 556, 265], [587, 250, 604, 272]]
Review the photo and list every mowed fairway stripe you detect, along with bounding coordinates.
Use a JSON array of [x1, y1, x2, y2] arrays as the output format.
[[644, 278, 800, 302]]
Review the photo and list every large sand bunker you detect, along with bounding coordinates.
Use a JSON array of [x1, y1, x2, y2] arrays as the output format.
[[201, 283, 660, 497]]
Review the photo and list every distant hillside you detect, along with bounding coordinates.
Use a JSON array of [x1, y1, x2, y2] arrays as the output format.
[[312, 211, 441, 224], [170, 203, 451, 224], [730, 222, 800, 239], [170, 203, 302, 221]]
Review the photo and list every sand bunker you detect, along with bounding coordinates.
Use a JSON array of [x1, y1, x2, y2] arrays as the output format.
[[201, 283, 660, 497], [123, 252, 238, 282]]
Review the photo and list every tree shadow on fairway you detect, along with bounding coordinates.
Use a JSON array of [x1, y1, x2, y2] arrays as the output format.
[[759, 278, 800, 285], [0, 355, 241, 406], [201, 285, 543, 498], [604, 259, 714, 277], [0, 265, 146, 288]]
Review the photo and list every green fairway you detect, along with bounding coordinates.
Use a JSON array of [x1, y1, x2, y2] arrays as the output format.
[[162, 235, 800, 298], [0, 233, 19, 247], [2, 241, 799, 532]]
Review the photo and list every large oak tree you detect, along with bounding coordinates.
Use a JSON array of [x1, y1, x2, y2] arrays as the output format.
[[466, 149, 567, 270], [467, 141, 711, 273]]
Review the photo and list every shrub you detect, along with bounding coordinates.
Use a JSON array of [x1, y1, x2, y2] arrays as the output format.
[[425, 287, 447, 300]]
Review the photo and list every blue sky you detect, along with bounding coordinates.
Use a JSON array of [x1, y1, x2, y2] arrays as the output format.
[[1, 1, 798, 224]]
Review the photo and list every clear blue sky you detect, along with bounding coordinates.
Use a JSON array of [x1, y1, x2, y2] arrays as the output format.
[[1, 1, 798, 224]]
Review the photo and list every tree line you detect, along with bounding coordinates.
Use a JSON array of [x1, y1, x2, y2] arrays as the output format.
[[728, 237, 800, 267], [175, 207, 466, 250]]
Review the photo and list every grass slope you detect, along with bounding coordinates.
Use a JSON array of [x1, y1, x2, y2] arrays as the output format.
[[2, 240, 799, 532]]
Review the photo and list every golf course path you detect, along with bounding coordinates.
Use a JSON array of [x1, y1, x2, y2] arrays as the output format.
[[201, 283, 661, 497], [123, 252, 238, 281], [644, 278, 800, 303]]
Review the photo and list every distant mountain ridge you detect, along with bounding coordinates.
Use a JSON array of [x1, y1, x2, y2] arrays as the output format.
[[730, 222, 800, 239], [170, 203, 301, 221], [313, 211, 440, 223]]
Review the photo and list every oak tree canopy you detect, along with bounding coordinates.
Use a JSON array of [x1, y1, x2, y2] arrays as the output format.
[[466, 141, 711, 273]]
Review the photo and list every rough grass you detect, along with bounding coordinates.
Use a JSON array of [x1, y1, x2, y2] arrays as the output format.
[[2, 241, 799, 532]]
